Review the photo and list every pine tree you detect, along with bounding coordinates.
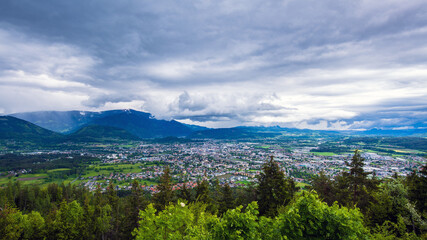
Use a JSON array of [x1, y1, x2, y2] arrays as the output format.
[[106, 181, 120, 240], [218, 183, 235, 215], [257, 156, 295, 217], [311, 171, 335, 205], [121, 180, 147, 239], [406, 164, 427, 215], [153, 166, 174, 210], [341, 150, 377, 212], [177, 182, 193, 202], [195, 178, 211, 204]]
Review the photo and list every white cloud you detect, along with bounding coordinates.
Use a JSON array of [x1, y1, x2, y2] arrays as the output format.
[[0, 0, 427, 130], [0, 27, 101, 113]]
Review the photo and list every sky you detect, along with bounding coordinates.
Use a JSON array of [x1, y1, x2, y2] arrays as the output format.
[[0, 0, 427, 130]]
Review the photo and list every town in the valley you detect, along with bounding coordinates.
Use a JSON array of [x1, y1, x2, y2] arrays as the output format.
[[2, 138, 425, 193]]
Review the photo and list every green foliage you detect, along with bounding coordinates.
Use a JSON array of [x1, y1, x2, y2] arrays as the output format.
[[273, 191, 369, 240], [0, 153, 426, 239], [371, 216, 425, 240], [51, 200, 84, 239], [95, 204, 112, 239], [21, 211, 46, 240], [134, 192, 372, 240], [211, 202, 260, 240], [0, 205, 24, 240], [133, 201, 216, 240], [370, 177, 427, 236]]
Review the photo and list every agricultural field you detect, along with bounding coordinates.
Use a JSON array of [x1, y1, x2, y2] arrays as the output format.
[[311, 152, 337, 156]]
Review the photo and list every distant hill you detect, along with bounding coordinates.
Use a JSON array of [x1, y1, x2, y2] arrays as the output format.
[[0, 116, 62, 143], [344, 136, 427, 152], [357, 128, 427, 137], [188, 127, 281, 139], [66, 125, 140, 142]]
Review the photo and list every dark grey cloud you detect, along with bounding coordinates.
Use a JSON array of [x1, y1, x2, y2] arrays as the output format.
[[0, 0, 427, 129]]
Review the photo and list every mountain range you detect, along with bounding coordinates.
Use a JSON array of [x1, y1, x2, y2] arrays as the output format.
[[3, 109, 198, 143], [1, 109, 426, 144], [10, 109, 194, 139]]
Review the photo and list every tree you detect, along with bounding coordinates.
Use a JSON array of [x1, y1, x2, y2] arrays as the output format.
[[95, 204, 112, 240], [153, 166, 174, 211], [21, 211, 46, 240], [0, 205, 24, 240], [211, 202, 260, 240], [406, 164, 427, 215], [133, 201, 215, 240], [257, 156, 296, 216], [121, 180, 147, 239], [347, 150, 369, 201], [311, 171, 335, 205], [272, 191, 370, 240], [341, 150, 377, 212], [195, 178, 212, 204], [218, 183, 235, 215], [106, 181, 121, 239], [369, 178, 427, 236], [177, 182, 193, 203], [51, 200, 84, 240]]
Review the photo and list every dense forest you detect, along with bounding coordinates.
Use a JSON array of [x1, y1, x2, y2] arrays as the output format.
[[1, 150, 426, 239]]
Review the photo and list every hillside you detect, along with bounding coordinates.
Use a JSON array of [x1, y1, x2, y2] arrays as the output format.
[[66, 125, 140, 142], [0, 116, 62, 143]]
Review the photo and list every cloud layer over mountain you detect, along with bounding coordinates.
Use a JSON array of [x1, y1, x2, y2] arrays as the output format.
[[0, 0, 426, 129]]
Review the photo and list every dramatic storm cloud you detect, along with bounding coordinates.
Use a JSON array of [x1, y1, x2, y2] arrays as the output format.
[[0, 0, 426, 129]]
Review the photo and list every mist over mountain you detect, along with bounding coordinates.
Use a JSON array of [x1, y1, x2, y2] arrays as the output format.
[[90, 109, 193, 138], [10, 110, 142, 134]]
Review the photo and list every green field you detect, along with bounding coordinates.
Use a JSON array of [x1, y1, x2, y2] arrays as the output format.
[[47, 168, 71, 173], [0, 173, 49, 186], [312, 152, 336, 156], [0, 161, 156, 188], [82, 163, 145, 177]]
